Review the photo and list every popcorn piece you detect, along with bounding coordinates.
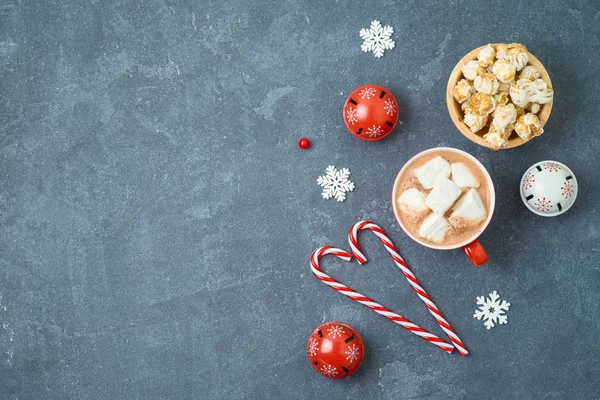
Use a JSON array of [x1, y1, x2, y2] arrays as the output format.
[[419, 213, 451, 243], [519, 65, 540, 81], [492, 103, 517, 131], [398, 188, 428, 214], [527, 102, 541, 114], [529, 88, 554, 104], [449, 188, 487, 229], [451, 163, 480, 188], [491, 59, 516, 83], [515, 113, 543, 140], [453, 79, 475, 104], [525, 78, 547, 96], [509, 80, 530, 108], [494, 91, 510, 106], [484, 124, 513, 149], [477, 44, 496, 67], [425, 178, 462, 215], [413, 156, 451, 189], [474, 72, 499, 95], [464, 92, 496, 116], [461, 60, 486, 80], [498, 81, 512, 92], [496, 43, 529, 71], [463, 112, 488, 133]]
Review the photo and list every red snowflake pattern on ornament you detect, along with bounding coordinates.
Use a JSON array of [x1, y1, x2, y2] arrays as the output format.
[[543, 163, 561, 172], [534, 197, 552, 212], [522, 172, 535, 190], [561, 181, 574, 198]]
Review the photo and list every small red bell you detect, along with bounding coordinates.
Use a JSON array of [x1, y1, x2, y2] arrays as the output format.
[[307, 322, 364, 379], [343, 84, 399, 141]]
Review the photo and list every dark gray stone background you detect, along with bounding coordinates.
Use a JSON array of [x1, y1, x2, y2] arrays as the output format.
[[1, 0, 599, 399]]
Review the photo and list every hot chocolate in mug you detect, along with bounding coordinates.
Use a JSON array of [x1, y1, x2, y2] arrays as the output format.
[[392, 147, 495, 267]]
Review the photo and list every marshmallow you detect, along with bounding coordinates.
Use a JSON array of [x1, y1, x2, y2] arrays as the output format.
[[413, 156, 451, 189], [451, 163, 480, 188], [419, 213, 451, 243], [398, 188, 428, 214], [449, 188, 487, 229], [425, 178, 462, 215]]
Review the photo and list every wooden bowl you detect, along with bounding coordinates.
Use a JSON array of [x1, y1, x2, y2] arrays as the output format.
[[446, 44, 553, 150]]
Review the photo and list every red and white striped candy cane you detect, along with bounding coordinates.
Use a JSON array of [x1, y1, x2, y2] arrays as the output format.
[[310, 245, 454, 353], [348, 220, 469, 356]]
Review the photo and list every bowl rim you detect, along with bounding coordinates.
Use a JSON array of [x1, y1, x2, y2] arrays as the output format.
[[446, 43, 553, 150], [391, 147, 496, 250]]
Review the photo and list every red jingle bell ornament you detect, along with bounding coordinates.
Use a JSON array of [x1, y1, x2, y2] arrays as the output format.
[[343, 84, 399, 141], [307, 321, 364, 379]]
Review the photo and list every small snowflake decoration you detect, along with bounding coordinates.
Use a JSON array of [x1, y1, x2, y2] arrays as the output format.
[[345, 107, 358, 125], [384, 97, 397, 115], [534, 197, 552, 212], [327, 325, 345, 339], [561, 181, 574, 198], [359, 87, 377, 99], [473, 291, 511, 329], [308, 338, 319, 357], [366, 124, 384, 138], [317, 166, 355, 202], [543, 162, 561, 172], [320, 364, 338, 378], [522, 172, 535, 190], [344, 344, 360, 362], [360, 20, 395, 58]]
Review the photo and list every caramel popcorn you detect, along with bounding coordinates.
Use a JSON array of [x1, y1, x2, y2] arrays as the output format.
[[491, 103, 517, 131], [453, 43, 553, 149], [477, 44, 495, 67], [461, 60, 486, 80], [492, 59, 517, 83], [464, 92, 496, 116], [514, 113, 543, 140], [519, 65, 540, 81], [464, 112, 488, 133], [453, 79, 475, 104], [496, 43, 529, 71]]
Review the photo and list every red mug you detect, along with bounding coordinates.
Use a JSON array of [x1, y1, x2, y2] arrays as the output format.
[[391, 147, 495, 267]]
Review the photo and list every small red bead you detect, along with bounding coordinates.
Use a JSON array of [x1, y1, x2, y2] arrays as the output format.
[[298, 138, 310, 149]]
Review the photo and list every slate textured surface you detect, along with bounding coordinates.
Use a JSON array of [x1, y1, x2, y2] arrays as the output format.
[[1, 1, 599, 399]]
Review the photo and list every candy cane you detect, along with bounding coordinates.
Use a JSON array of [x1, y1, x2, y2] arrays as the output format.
[[311, 245, 454, 353], [349, 220, 469, 356]]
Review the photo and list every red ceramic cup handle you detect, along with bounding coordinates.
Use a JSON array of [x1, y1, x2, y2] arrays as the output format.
[[462, 239, 488, 267]]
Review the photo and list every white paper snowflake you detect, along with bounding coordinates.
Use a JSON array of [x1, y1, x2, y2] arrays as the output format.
[[344, 344, 360, 362], [360, 20, 395, 58], [327, 325, 345, 338], [320, 364, 339, 378], [345, 107, 358, 125], [308, 338, 319, 357], [317, 166, 355, 202], [473, 291, 511, 329], [366, 124, 384, 138]]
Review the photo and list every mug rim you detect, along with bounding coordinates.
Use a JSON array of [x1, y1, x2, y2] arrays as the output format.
[[391, 147, 496, 250]]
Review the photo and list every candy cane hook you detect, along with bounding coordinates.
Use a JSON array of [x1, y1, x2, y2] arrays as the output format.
[[348, 220, 468, 356], [311, 246, 454, 353]]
